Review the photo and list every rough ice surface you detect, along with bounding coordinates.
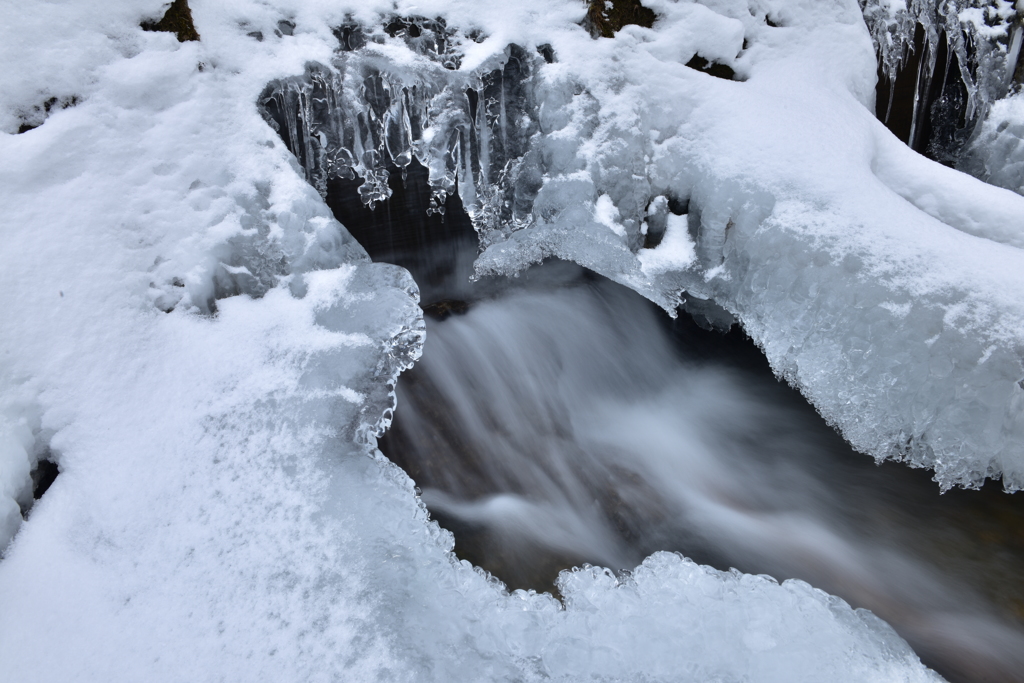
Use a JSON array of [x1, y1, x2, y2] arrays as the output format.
[[259, 0, 1024, 489], [959, 91, 1024, 192], [0, 0, 1014, 679]]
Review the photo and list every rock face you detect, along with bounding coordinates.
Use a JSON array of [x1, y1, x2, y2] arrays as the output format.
[[141, 0, 200, 43], [259, 7, 1024, 491]]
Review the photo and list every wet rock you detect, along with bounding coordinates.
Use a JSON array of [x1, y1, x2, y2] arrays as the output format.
[[685, 55, 737, 81], [422, 299, 469, 321]]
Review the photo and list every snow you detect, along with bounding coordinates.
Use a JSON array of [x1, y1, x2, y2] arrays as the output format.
[[594, 193, 627, 236], [0, 0, 1013, 679], [960, 91, 1024, 195]]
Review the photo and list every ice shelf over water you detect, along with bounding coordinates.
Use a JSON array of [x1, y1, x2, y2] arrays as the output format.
[[258, 0, 1024, 490], [0, 0, 1020, 680]]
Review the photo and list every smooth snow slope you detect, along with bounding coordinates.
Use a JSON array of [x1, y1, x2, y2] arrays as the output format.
[[0, 0, 1005, 680]]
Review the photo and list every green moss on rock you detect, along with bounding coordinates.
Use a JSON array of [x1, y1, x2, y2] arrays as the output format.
[[142, 0, 200, 42]]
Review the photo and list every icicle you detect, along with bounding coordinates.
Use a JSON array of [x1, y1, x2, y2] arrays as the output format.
[[257, 17, 545, 242]]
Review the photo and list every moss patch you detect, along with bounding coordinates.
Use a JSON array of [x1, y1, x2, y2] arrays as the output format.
[[142, 0, 200, 42], [586, 0, 656, 38]]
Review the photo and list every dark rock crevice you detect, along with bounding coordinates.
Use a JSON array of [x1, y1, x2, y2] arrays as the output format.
[[685, 55, 737, 81], [16, 448, 60, 522], [585, 0, 656, 38], [323, 157, 479, 306], [15, 95, 79, 134]]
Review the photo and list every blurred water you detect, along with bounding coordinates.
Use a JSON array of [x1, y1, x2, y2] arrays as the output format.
[[327, 158, 1024, 683], [380, 262, 1024, 683]]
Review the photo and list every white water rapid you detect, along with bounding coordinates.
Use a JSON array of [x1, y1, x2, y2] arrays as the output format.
[[384, 262, 1024, 683]]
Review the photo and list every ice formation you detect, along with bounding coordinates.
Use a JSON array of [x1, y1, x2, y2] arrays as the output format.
[[258, 22, 544, 242], [257, 0, 1024, 490], [862, 0, 1024, 192], [863, 0, 1020, 129], [1, 0, 1021, 679], [959, 90, 1024, 192]]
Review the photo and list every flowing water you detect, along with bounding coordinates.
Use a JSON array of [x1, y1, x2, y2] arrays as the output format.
[[378, 261, 1024, 683], [324, 160, 1024, 683]]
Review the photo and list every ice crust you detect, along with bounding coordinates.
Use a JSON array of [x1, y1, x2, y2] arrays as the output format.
[[259, 0, 1024, 489], [0, 0, 1013, 679]]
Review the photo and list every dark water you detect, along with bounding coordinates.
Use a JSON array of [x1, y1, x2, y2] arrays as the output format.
[[328, 164, 1024, 683]]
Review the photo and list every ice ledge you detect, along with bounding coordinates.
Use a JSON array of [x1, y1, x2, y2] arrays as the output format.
[[260, 2, 1024, 490]]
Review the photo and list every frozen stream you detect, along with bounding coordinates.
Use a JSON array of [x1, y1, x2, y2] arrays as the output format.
[[319, 159, 1024, 683], [379, 260, 1024, 683]]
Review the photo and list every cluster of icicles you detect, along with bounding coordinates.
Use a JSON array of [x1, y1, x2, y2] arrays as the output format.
[[862, 0, 1024, 189], [863, 0, 1022, 120], [259, 3, 1024, 234], [259, 17, 545, 246]]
